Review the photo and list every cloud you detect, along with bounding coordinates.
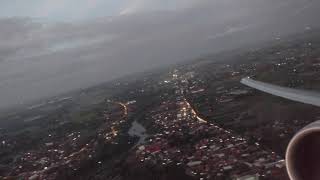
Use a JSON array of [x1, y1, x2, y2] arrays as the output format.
[[119, 0, 199, 15], [0, 0, 319, 108], [30, 0, 119, 21], [208, 25, 253, 40]]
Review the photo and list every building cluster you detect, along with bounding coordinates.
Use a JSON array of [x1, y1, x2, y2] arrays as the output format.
[[3, 101, 130, 179], [133, 74, 287, 180], [100, 101, 128, 143], [8, 132, 97, 180], [183, 48, 320, 156]]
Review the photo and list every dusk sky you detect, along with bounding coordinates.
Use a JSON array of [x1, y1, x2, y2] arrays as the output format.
[[0, 0, 198, 21], [0, 0, 318, 108]]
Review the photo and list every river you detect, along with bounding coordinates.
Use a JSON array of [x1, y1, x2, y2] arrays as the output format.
[[128, 120, 148, 145]]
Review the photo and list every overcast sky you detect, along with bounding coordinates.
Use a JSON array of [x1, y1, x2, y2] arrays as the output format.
[[0, 0, 319, 108]]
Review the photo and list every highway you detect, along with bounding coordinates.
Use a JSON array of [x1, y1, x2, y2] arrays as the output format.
[[115, 102, 128, 118], [184, 99, 208, 123]]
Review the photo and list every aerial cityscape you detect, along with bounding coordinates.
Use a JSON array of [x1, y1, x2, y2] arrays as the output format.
[[1, 0, 320, 179], [1, 29, 320, 179]]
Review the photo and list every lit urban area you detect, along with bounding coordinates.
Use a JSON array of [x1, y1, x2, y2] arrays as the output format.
[[2, 30, 320, 180]]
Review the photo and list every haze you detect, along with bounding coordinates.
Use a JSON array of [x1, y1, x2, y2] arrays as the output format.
[[0, 0, 319, 108]]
